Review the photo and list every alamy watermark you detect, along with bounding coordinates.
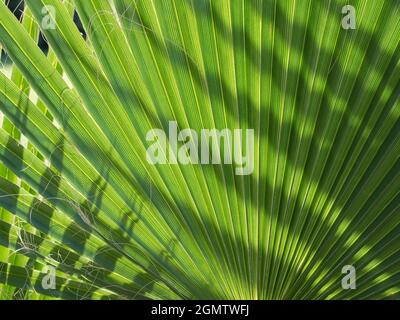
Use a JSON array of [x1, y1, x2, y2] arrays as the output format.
[[41, 265, 56, 290], [341, 265, 356, 290], [41, 5, 56, 30], [146, 121, 255, 175], [342, 5, 357, 30]]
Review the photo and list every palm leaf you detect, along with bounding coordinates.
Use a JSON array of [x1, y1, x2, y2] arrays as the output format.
[[0, 0, 399, 299]]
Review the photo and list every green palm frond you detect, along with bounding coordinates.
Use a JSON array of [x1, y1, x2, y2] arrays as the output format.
[[0, 0, 399, 300]]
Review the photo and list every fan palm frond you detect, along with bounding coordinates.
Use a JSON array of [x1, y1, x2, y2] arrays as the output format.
[[0, 0, 399, 299]]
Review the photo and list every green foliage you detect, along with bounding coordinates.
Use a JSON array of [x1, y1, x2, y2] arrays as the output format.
[[0, 0, 399, 299]]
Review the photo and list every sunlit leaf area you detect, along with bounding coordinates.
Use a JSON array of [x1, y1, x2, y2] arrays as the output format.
[[0, 0, 399, 300]]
